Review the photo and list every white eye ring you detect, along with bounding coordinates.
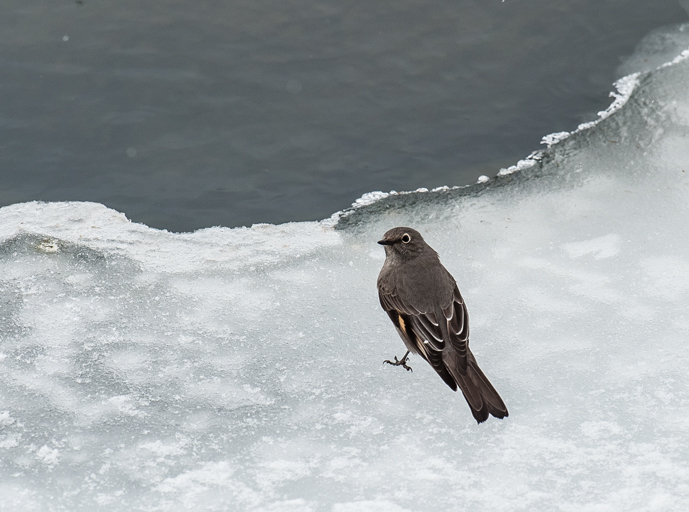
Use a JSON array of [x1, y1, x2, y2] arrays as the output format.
[[401, 233, 411, 243]]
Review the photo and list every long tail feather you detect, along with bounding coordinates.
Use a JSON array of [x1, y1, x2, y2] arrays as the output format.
[[444, 349, 508, 423]]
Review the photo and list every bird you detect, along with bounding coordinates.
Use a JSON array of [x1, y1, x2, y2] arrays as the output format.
[[377, 226, 508, 423]]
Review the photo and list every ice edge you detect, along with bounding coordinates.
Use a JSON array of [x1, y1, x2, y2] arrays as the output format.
[[330, 44, 689, 227]]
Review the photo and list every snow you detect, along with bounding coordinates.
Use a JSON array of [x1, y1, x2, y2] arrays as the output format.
[[1, 28, 689, 512]]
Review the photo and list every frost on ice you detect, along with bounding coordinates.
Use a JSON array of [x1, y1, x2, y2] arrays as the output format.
[[1, 33, 689, 512]]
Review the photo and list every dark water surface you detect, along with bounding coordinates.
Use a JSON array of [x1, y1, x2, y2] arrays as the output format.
[[1, 0, 687, 231]]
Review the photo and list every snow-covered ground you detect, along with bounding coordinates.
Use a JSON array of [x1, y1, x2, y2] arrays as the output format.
[[1, 24, 689, 512]]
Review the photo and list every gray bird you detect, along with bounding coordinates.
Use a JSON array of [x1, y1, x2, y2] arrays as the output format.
[[377, 227, 508, 423]]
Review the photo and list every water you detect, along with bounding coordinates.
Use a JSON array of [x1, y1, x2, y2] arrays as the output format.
[[1, 22, 689, 510], [0, 0, 687, 231]]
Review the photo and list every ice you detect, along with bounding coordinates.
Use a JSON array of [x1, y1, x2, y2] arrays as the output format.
[[618, 22, 689, 76], [1, 32, 689, 512], [536, 72, 642, 153]]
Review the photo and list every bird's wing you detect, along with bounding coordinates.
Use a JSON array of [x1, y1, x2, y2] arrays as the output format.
[[379, 282, 468, 350], [441, 284, 470, 370], [379, 286, 458, 391], [381, 279, 507, 423]]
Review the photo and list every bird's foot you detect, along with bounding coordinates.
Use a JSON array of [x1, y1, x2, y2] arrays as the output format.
[[383, 355, 412, 372]]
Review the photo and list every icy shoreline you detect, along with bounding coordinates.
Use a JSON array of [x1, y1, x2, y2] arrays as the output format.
[[332, 23, 689, 230]]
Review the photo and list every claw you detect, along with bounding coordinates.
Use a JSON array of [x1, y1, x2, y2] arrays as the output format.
[[383, 354, 413, 372]]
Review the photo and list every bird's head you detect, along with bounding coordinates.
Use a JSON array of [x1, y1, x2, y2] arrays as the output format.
[[377, 227, 428, 260]]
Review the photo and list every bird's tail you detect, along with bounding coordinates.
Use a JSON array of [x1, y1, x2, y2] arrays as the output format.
[[446, 350, 508, 424]]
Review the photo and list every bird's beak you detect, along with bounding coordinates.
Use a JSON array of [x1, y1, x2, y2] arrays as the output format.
[[377, 239, 394, 245]]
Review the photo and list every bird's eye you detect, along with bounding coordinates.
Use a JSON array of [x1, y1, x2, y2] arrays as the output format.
[[401, 233, 411, 243]]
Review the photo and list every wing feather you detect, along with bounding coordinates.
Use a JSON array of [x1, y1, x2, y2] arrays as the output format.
[[379, 284, 455, 382]]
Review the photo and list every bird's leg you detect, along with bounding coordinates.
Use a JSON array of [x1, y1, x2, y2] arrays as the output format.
[[383, 350, 412, 372]]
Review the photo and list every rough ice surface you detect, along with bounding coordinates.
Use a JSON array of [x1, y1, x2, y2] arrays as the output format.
[[2, 37, 689, 512], [535, 72, 641, 152]]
